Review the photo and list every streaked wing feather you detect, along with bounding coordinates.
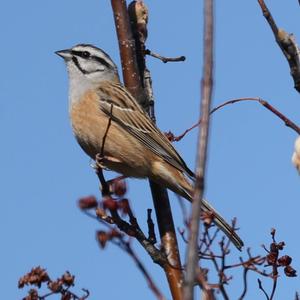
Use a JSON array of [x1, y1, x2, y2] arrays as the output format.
[[97, 82, 194, 177]]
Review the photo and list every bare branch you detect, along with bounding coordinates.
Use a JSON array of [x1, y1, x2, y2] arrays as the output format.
[[258, 0, 300, 93], [145, 49, 186, 63], [147, 209, 157, 244], [258, 278, 270, 300], [127, 2, 184, 299], [121, 240, 167, 300], [110, 0, 145, 105], [238, 265, 249, 300], [210, 97, 300, 134], [168, 95, 300, 143], [107, 202, 168, 267], [195, 268, 216, 300], [184, 0, 215, 299], [165, 120, 201, 142]]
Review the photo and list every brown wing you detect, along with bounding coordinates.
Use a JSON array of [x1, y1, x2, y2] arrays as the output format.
[[97, 82, 194, 178]]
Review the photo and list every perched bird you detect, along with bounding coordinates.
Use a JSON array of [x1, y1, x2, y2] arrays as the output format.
[[56, 44, 243, 250]]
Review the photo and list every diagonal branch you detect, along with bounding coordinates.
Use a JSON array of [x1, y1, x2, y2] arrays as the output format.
[[258, 0, 300, 93], [121, 241, 167, 300]]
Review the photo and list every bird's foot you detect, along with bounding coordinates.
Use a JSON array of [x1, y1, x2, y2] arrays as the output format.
[[94, 153, 122, 170]]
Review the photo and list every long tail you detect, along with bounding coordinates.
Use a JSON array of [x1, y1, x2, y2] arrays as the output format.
[[177, 178, 244, 250], [201, 199, 244, 251], [154, 163, 244, 250]]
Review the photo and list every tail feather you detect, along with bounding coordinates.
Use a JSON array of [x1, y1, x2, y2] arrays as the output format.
[[201, 199, 244, 251], [178, 183, 244, 250], [158, 166, 244, 250]]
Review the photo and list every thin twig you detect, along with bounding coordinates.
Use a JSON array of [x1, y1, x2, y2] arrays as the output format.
[[195, 267, 216, 300], [224, 256, 264, 270], [145, 49, 186, 63], [95, 103, 114, 196], [95, 167, 110, 196], [100, 104, 113, 157], [147, 209, 157, 244], [184, 0, 214, 299], [210, 97, 300, 134], [108, 207, 167, 267], [166, 120, 201, 142], [219, 239, 230, 300], [123, 241, 166, 300], [238, 264, 249, 300], [170, 96, 300, 143], [269, 276, 278, 300], [258, 278, 270, 300], [257, 0, 278, 34], [199, 227, 220, 255]]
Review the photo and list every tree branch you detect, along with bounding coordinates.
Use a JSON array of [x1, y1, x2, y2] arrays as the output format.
[[145, 49, 186, 63], [110, 0, 145, 106], [210, 97, 300, 134], [111, 1, 183, 299], [184, 0, 215, 299], [258, 0, 300, 93]]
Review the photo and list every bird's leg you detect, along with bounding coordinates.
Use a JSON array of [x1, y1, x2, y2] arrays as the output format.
[[95, 153, 122, 168], [95, 153, 126, 196], [94, 153, 111, 196]]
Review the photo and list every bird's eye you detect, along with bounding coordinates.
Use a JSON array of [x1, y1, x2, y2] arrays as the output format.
[[82, 51, 90, 58]]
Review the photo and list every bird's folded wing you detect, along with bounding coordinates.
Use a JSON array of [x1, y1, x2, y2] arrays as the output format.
[[97, 82, 194, 178]]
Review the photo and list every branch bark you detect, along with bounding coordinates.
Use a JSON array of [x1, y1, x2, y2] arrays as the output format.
[[258, 0, 300, 93], [183, 0, 215, 299], [111, 1, 183, 299], [110, 0, 145, 105]]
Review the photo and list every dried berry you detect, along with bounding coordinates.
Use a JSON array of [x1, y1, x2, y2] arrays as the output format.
[[48, 280, 62, 293], [78, 196, 98, 209], [118, 198, 130, 214], [284, 265, 297, 277], [102, 197, 118, 211], [61, 271, 75, 287], [111, 179, 127, 196], [278, 255, 292, 266], [96, 231, 109, 249]]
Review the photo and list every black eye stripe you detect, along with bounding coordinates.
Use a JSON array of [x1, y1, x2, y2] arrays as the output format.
[[92, 55, 112, 69], [71, 50, 112, 69], [71, 50, 90, 58]]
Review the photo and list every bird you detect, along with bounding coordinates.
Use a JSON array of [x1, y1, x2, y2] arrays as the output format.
[[56, 44, 243, 250]]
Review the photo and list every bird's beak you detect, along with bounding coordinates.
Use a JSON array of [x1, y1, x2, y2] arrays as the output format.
[[55, 49, 72, 60]]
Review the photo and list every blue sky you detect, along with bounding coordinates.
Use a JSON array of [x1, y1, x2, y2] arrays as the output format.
[[1, 1, 300, 299]]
